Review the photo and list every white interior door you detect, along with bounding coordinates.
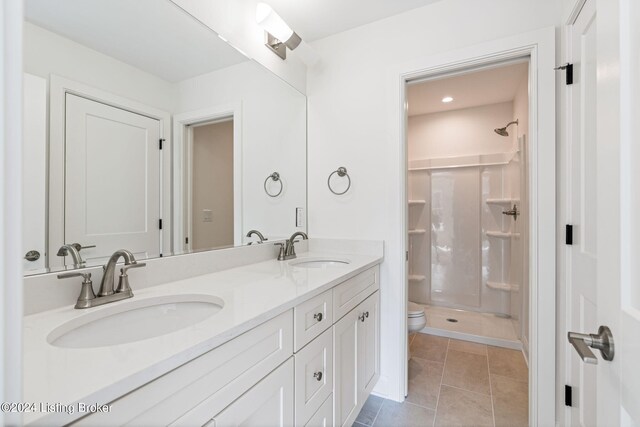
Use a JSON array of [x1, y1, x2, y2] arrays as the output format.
[[567, 0, 640, 425], [64, 93, 161, 265], [567, 1, 598, 424]]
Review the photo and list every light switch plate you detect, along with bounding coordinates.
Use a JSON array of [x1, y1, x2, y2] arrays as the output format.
[[203, 209, 213, 222], [296, 207, 304, 227]]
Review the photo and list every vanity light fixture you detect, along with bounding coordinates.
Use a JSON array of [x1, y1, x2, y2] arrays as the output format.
[[442, 96, 454, 103], [256, 2, 302, 60]]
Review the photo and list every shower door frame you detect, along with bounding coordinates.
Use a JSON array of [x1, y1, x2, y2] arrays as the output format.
[[395, 28, 556, 426]]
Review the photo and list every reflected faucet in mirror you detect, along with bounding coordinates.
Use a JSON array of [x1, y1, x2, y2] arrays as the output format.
[[57, 249, 146, 309], [56, 244, 85, 268], [246, 229, 268, 245]]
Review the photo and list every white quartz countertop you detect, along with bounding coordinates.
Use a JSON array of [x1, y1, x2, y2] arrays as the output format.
[[23, 251, 382, 425]]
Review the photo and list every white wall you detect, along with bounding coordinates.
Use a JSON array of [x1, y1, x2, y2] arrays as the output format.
[[307, 0, 561, 402], [170, 0, 307, 94], [1, 0, 23, 424], [176, 61, 307, 241], [24, 22, 177, 112], [408, 102, 515, 159]]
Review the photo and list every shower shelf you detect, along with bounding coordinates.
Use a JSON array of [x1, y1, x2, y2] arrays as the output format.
[[408, 200, 426, 206], [408, 229, 427, 235], [408, 274, 426, 282], [486, 231, 520, 239], [487, 281, 520, 292], [486, 198, 520, 206]]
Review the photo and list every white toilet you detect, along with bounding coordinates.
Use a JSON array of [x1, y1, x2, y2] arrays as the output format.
[[407, 301, 427, 360], [408, 301, 427, 332]]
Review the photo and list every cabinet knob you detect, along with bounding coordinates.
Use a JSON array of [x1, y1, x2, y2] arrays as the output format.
[[314, 312, 323, 322], [359, 313, 366, 322], [313, 371, 323, 381]]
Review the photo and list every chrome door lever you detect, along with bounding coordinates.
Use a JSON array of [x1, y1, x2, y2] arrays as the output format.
[[568, 325, 614, 364]]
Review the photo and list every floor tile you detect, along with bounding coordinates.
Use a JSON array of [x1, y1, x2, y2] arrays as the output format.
[[448, 338, 487, 356], [434, 385, 493, 427], [354, 395, 384, 426], [373, 400, 435, 427], [352, 422, 368, 427], [491, 374, 528, 427], [411, 333, 449, 363], [406, 357, 444, 409], [488, 346, 528, 382], [441, 349, 491, 395]]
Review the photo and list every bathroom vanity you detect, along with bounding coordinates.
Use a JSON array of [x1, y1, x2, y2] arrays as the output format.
[[23, 243, 382, 426]]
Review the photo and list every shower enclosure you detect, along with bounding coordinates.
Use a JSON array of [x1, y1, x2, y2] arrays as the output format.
[[407, 139, 528, 348]]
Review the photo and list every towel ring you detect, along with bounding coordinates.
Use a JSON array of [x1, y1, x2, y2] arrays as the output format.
[[264, 172, 283, 197], [328, 167, 351, 195]]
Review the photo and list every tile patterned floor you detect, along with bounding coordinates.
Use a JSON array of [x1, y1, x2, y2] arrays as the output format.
[[353, 333, 528, 427]]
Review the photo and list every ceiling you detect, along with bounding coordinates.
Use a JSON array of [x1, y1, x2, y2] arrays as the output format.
[[407, 62, 529, 116], [25, 0, 248, 83], [264, 0, 445, 42]]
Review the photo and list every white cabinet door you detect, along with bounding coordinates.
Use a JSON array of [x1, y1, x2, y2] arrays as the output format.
[[211, 358, 294, 427], [333, 308, 359, 427], [64, 93, 162, 265], [295, 328, 333, 426], [357, 291, 380, 401], [305, 394, 333, 427]]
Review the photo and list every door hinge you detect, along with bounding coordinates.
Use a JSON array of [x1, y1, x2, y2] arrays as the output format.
[[565, 385, 573, 407], [159, 219, 163, 230], [566, 224, 573, 245], [555, 63, 573, 85], [185, 237, 189, 244], [159, 138, 165, 150], [405, 250, 409, 261]]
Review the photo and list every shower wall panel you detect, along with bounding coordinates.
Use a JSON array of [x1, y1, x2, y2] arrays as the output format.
[[430, 169, 481, 307]]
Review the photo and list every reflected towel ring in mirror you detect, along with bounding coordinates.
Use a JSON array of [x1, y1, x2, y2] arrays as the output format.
[[328, 167, 351, 195], [264, 172, 283, 197]]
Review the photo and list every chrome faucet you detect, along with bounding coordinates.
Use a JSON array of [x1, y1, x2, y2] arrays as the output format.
[[57, 244, 85, 268], [57, 249, 145, 309], [246, 229, 268, 245], [276, 231, 308, 261]]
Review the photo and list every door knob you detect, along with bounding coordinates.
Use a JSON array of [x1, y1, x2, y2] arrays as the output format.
[[568, 325, 614, 364]]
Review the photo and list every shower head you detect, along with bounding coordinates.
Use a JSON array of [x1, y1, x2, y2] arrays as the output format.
[[494, 119, 519, 137]]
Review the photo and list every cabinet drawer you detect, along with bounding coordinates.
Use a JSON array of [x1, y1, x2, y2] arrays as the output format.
[[206, 358, 294, 427], [305, 394, 333, 427], [332, 266, 379, 321], [73, 310, 293, 426], [294, 289, 332, 351], [295, 327, 333, 426]]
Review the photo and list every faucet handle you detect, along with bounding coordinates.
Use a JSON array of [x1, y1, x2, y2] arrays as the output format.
[[274, 243, 286, 261], [115, 263, 145, 294], [57, 271, 92, 281], [57, 271, 96, 308]]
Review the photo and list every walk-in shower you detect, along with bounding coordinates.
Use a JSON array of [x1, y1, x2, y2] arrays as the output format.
[[406, 60, 529, 352]]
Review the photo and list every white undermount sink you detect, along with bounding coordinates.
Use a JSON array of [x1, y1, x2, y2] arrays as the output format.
[[289, 257, 351, 268], [47, 294, 224, 349]]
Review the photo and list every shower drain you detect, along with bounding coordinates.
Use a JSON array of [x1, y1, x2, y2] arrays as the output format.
[[446, 318, 459, 323]]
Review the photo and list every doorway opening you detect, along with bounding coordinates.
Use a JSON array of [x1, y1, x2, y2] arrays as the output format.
[[404, 58, 531, 424], [185, 118, 235, 252]]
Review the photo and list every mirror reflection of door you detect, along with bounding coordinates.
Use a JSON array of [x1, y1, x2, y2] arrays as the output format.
[[187, 119, 234, 251], [64, 93, 162, 266]]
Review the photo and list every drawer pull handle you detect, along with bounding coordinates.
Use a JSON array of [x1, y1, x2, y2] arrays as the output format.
[[313, 371, 323, 381], [359, 311, 370, 322], [314, 312, 323, 322]]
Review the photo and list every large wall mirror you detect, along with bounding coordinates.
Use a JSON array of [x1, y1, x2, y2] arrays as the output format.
[[22, 0, 307, 275]]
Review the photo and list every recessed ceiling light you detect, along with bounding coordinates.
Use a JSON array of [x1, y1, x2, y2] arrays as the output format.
[[442, 96, 454, 103]]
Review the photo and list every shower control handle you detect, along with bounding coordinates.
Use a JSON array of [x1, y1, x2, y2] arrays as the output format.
[[502, 204, 520, 220]]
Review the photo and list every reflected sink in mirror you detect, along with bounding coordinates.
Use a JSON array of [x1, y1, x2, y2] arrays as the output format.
[[289, 258, 351, 268], [48, 294, 224, 349]]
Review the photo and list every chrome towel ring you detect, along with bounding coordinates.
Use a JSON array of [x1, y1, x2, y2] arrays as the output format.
[[264, 172, 283, 197], [328, 167, 351, 195]]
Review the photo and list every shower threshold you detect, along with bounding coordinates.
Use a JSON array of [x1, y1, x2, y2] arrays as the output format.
[[418, 304, 523, 350]]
